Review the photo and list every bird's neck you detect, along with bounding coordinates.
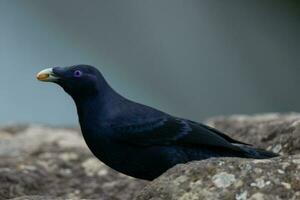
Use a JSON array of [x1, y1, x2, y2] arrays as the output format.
[[73, 85, 126, 128]]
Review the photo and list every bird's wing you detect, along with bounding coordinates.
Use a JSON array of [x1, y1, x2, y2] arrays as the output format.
[[110, 117, 249, 150], [188, 121, 251, 146]]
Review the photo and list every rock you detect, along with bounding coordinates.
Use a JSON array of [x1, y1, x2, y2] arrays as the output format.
[[136, 156, 300, 200], [136, 114, 300, 200], [9, 196, 56, 200], [0, 125, 146, 200], [2, 113, 300, 199], [205, 113, 300, 155]]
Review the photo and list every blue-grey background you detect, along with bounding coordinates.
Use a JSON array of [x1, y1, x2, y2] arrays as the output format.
[[0, 0, 299, 125]]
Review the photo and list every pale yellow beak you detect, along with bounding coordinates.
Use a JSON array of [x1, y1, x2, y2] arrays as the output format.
[[36, 68, 59, 82]]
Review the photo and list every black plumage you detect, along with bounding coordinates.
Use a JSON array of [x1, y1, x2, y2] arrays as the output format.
[[37, 65, 278, 180]]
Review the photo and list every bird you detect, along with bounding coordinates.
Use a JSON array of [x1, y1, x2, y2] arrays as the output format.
[[36, 65, 278, 180]]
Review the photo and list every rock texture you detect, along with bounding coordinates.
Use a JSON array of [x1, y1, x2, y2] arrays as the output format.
[[1, 113, 300, 200], [137, 113, 300, 200], [206, 113, 300, 155], [136, 156, 300, 200], [0, 125, 146, 200]]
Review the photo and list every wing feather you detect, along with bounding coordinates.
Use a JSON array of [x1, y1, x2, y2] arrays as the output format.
[[110, 117, 248, 151]]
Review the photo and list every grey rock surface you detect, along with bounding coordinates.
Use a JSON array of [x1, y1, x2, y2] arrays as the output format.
[[206, 113, 300, 155], [1, 113, 299, 200], [137, 113, 300, 200], [0, 125, 147, 200], [136, 156, 300, 200]]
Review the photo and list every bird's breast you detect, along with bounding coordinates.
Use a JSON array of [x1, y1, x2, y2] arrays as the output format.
[[80, 126, 127, 165]]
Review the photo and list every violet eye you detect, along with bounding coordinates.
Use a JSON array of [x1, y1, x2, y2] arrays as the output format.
[[73, 70, 82, 77]]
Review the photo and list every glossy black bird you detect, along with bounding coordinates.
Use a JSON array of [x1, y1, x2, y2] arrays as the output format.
[[37, 65, 278, 180]]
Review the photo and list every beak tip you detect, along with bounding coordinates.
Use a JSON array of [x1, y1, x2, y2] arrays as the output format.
[[36, 68, 56, 82], [36, 73, 49, 81]]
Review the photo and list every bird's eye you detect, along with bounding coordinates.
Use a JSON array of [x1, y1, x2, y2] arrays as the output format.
[[73, 70, 82, 78]]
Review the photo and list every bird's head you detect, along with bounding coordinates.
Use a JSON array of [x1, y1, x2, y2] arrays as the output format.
[[37, 65, 106, 99]]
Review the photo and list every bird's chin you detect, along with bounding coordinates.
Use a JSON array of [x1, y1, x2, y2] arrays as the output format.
[[36, 68, 60, 82]]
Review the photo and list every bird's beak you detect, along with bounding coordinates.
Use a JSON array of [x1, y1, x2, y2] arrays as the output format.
[[36, 68, 59, 82]]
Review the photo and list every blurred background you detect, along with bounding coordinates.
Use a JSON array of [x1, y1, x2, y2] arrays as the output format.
[[0, 0, 299, 126]]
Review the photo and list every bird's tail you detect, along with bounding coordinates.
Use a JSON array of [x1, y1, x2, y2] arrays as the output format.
[[235, 144, 279, 159]]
